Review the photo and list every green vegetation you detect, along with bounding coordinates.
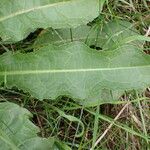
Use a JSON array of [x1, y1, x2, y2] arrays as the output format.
[[0, 0, 150, 149]]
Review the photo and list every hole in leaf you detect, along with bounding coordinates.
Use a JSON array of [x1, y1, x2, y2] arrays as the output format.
[[90, 45, 103, 51]]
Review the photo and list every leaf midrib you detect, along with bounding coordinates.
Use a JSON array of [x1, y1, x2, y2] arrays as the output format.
[[0, 0, 72, 22], [0, 65, 149, 76]]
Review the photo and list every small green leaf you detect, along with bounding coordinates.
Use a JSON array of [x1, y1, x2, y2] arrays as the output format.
[[0, 102, 70, 150], [52, 105, 84, 137], [34, 25, 92, 47], [34, 20, 146, 50]]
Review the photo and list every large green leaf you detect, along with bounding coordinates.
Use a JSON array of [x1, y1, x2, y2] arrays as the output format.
[[34, 20, 144, 49], [0, 0, 99, 42], [0, 102, 70, 150], [0, 42, 150, 106], [33, 20, 149, 105]]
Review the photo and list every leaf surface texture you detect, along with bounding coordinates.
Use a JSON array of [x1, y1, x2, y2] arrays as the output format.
[[0, 0, 99, 42], [0, 102, 69, 150], [0, 42, 149, 105]]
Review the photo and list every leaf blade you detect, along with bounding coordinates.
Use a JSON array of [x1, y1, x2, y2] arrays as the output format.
[[34, 20, 146, 49], [0, 102, 70, 150], [0, 42, 150, 105], [0, 0, 99, 42]]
